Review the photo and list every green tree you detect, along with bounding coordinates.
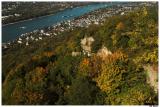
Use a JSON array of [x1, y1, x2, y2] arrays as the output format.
[[67, 75, 104, 105]]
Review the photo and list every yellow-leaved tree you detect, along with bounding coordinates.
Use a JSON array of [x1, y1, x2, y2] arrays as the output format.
[[95, 50, 155, 105]]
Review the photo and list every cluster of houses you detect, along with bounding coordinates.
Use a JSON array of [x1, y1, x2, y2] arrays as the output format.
[[2, 13, 21, 21], [2, 2, 155, 49]]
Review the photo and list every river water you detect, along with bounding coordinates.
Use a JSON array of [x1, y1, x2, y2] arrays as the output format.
[[2, 3, 114, 42]]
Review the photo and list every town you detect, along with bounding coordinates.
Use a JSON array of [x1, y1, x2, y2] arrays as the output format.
[[2, 2, 156, 50]]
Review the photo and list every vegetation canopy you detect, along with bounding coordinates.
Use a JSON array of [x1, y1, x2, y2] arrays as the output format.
[[2, 4, 158, 105]]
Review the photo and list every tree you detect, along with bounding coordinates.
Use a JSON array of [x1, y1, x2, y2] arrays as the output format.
[[95, 51, 128, 95], [120, 84, 157, 105], [116, 22, 125, 31], [95, 50, 156, 105], [67, 75, 104, 105]]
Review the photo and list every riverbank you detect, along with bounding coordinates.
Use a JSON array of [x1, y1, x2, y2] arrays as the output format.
[[2, 2, 91, 26], [3, 3, 113, 42], [2, 5, 79, 26], [2, 2, 155, 50]]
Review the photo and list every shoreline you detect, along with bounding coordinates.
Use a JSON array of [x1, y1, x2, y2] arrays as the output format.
[[2, 8, 69, 27], [2, 2, 154, 47], [2, 4, 109, 44], [2, 3, 133, 43], [2, 4, 93, 27]]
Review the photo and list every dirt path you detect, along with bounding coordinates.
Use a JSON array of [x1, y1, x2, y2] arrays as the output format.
[[143, 65, 158, 93]]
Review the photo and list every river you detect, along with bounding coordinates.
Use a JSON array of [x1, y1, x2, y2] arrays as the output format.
[[2, 3, 115, 43]]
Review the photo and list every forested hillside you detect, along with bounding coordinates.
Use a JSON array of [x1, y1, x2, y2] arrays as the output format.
[[2, 5, 158, 105]]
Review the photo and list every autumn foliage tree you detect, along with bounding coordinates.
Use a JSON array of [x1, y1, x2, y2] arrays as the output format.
[[116, 22, 125, 31], [95, 50, 156, 105]]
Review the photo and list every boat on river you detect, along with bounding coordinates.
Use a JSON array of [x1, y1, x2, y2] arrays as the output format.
[[20, 26, 26, 29]]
